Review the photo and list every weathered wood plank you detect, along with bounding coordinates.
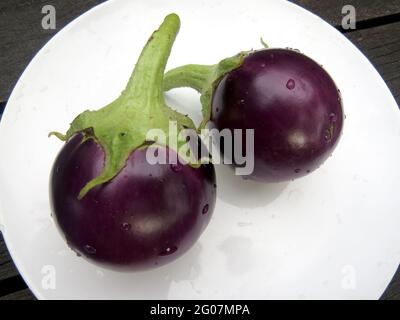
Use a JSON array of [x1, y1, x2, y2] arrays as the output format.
[[0, 233, 34, 298], [1, 0, 400, 101], [0, 289, 35, 300], [0, 234, 19, 281], [382, 265, 400, 300], [292, 0, 400, 26], [0, 0, 106, 101], [346, 21, 400, 104], [0, 275, 29, 297], [0, 101, 5, 118]]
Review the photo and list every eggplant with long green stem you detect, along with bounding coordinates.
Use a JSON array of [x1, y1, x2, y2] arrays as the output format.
[[50, 14, 216, 270], [164, 47, 344, 182]]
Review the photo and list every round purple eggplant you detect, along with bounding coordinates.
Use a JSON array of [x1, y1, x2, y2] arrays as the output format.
[[50, 134, 215, 270], [49, 14, 216, 270], [164, 48, 344, 182]]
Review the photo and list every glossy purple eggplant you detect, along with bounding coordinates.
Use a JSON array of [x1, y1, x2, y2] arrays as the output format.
[[164, 48, 344, 182], [50, 134, 215, 270], [49, 14, 216, 270], [212, 49, 344, 181]]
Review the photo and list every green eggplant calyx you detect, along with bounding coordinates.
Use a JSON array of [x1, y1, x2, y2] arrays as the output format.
[[163, 51, 250, 131], [50, 13, 199, 199]]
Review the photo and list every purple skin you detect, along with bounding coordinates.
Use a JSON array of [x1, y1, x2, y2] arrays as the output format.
[[212, 49, 344, 182], [50, 134, 216, 270]]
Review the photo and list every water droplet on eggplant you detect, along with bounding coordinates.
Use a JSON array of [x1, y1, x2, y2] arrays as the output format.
[[324, 128, 333, 142], [170, 163, 182, 172], [84, 245, 97, 255], [286, 79, 295, 90], [202, 204, 209, 214], [159, 245, 178, 256], [121, 222, 131, 231]]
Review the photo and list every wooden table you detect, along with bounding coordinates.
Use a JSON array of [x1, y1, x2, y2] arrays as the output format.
[[0, 0, 399, 300]]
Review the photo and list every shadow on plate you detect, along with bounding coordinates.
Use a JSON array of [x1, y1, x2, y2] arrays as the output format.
[[111, 243, 203, 299], [215, 164, 289, 209]]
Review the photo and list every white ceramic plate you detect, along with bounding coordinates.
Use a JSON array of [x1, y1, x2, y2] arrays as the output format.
[[1, 0, 400, 300]]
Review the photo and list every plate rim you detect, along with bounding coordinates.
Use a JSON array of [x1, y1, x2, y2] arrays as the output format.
[[0, 0, 399, 299]]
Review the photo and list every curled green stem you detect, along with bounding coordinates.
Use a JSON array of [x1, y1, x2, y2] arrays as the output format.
[[163, 51, 249, 131], [51, 14, 198, 199]]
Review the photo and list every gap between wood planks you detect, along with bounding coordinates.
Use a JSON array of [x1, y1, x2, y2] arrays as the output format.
[[336, 12, 400, 33], [0, 276, 28, 297], [0, 100, 6, 117]]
